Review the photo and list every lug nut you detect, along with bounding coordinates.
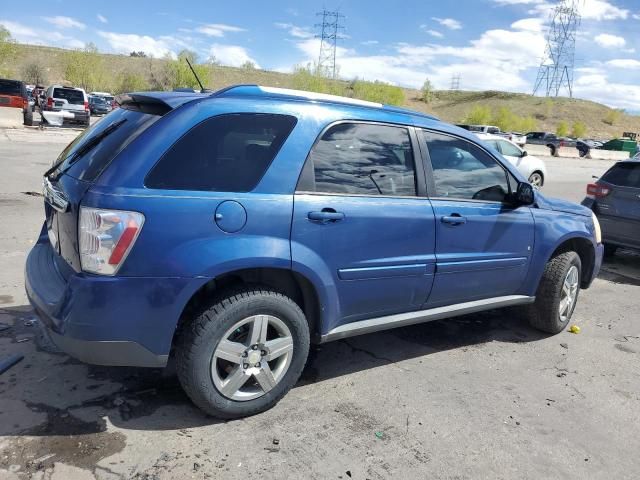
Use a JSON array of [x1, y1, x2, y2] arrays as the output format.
[[252, 345, 258, 350], [255, 363, 261, 367], [242, 352, 247, 358], [261, 350, 266, 356], [243, 363, 249, 369]]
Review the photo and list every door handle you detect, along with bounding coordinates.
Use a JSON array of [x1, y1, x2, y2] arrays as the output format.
[[441, 214, 467, 225], [308, 209, 345, 223]]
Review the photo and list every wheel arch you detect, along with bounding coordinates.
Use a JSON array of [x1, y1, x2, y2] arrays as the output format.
[[546, 236, 596, 288]]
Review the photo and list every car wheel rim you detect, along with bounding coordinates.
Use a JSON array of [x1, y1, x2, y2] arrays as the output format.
[[211, 314, 294, 402], [529, 173, 542, 188], [559, 265, 579, 322]]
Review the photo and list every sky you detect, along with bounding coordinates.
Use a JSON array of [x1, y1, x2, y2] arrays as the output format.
[[2, 0, 640, 110]]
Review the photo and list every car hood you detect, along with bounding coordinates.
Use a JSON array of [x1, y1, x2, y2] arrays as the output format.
[[535, 192, 591, 217]]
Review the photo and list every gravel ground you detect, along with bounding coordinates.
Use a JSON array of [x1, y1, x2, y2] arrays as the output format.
[[0, 129, 638, 480]]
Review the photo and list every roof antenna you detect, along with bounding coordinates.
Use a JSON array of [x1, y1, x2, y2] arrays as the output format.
[[184, 57, 210, 93]]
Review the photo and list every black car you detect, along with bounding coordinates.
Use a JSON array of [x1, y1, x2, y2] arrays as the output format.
[[88, 96, 112, 115]]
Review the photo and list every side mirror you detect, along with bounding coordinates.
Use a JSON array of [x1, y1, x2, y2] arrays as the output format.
[[521, 150, 528, 158], [514, 182, 535, 205]]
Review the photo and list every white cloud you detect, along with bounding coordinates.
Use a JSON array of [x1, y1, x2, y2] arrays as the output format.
[[498, 0, 629, 21], [0, 19, 38, 39], [42, 16, 86, 30], [574, 73, 640, 110], [594, 33, 625, 47], [274, 22, 313, 39], [511, 17, 545, 32], [98, 31, 175, 58], [422, 27, 444, 38], [208, 44, 259, 68], [432, 17, 462, 30], [97, 14, 108, 24], [195, 23, 245, 38], [1, 19, 83, 48], [606, 59, 640, 69], [361, 40, 379, 45]]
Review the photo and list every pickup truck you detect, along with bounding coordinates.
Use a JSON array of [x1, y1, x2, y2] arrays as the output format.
[[457, 124, 526, 147], [525, 132, 577, 156]]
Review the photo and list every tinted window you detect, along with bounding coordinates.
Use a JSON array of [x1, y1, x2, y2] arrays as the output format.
[[487, 127, 500, 134], [0, 79, 24, 96], [53, 88, 84, 105], [51, 107, 162, 181], [602, 163, 640, 188], [146, 114, 296, 192], [299, 123, 416, 196], [498, 140, 522, 157], [424, 131, 511, 202]]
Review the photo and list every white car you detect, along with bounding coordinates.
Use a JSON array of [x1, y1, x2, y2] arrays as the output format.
[[476, 133, 547, 188]]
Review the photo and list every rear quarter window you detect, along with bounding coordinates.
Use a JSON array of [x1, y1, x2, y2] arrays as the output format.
[[0, 79, 25, 97], [145, 113, 297, 192], [602, 163, 640, 188]]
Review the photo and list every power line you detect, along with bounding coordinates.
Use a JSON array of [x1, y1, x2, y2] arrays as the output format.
[[450, 73, 461, 91], [533, 0, 582, 98], [315, 9, 345, 79]]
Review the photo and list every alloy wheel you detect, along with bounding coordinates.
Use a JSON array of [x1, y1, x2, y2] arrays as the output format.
[[559, 265, 579, 322]]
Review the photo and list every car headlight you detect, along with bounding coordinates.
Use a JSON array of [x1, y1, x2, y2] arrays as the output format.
[[592, 212, 602, 244]]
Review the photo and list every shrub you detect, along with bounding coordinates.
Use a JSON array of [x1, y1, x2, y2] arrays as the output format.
[[21, 62, 47, 85], [556, 121, 569, 137], [421, 78, 434, 104], [115, 72, 149, 94], [604, 109, 623, 126], [352, 80, 404, 106], [64, 43, 107, 91], [571, 121, 587, 138], [464, 105, 492, 125]]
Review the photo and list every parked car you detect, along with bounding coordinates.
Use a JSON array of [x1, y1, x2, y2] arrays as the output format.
[[476, 133, 547, 187], [43, 85, 90, 127], [0, 78, 32, 125], [582, 159, 640, 256], [525, 132, 577, 156], [90, 91, 117, 110], [88, 95, 112, 116], [457, 124, 526, 147], [26, 86, 603, 418]]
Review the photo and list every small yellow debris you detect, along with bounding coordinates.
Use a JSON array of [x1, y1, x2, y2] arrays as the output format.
[[569, 325, 581, 334]]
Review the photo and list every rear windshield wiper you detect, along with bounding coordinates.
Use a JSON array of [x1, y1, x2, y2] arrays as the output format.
[[46, 119, 127, 179]]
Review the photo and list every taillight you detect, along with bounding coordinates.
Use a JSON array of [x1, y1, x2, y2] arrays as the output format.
[[46, 97, 53, 109], [586, 183, 611, 199], [79, 207, 145, 275], [84, 101, 89, 111]]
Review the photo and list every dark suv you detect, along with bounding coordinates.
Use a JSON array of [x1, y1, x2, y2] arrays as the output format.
[[26, 86, 603, 418]]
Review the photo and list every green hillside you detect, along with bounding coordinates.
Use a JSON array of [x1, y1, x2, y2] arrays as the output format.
[[6, 43, 640, 139]]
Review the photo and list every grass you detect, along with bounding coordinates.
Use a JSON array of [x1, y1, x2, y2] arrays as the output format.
[[9, 43, 640, 140]]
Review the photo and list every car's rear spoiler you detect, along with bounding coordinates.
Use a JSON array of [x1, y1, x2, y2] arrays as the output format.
[[115, 92, 207, 115]]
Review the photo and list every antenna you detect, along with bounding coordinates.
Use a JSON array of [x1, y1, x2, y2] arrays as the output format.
[[184, 57, 207, 93], [315, 9, 345, 79], [533, 0, 581, 98]]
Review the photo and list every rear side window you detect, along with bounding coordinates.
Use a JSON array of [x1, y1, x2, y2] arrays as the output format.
[[297, 123, 416, 197], [146, 114, 296, 192], [51, 107, 162, 181], [602, 163, 640, 188], [0, 79, 25, 97], [53, 88, 84, 105]]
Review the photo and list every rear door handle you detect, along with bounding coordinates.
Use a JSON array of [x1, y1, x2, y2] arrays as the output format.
[[308, 210, 345, 222], [441, 214, 467, 225]]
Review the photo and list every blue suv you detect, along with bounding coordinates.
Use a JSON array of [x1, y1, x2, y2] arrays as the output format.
[[26, 85, 603, 418]]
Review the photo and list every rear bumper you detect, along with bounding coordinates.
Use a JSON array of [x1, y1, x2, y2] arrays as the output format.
[[46, 108, 89, 122], [25, 235, 196, 367]]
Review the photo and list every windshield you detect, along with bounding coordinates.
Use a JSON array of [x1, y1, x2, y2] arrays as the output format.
[[49, 107, 162, 182]]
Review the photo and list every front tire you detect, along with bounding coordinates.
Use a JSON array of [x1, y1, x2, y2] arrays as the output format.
[[528, 171, 544, 188], [176, 287, 310, 418], [523, 251, 581, 334]]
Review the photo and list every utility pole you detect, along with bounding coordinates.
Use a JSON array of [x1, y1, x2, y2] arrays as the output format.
[[533, 0, 581, 98], [315, 9, 345, 79], [450, 73, 461, 91]]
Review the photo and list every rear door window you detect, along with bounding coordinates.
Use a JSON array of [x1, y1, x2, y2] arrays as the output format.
[[497, 140, 522, 157], [297, 122, 417, 197], [145, 114, 297, 192], [53, 88, 84, 105], [0, 80, 25, 97], [50, 107, 162, 182], [602, 163, 640, 188]]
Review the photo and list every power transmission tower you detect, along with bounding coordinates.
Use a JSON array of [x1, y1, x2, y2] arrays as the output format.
[[450, 73, 461, 91], [533, 0, 581, 98], [315, 9, 345, 79]]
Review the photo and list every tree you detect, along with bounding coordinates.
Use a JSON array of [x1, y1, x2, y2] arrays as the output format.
[[556, 121, 569, 137], [129, 51, 147, 58], [241, 60, 256, 70], [64, 43, 106, 91], [115, 72, 149, 94], [421, 78, 434, 103], [0, 25, 17, 77], [21, 62, 48, 85], [464, 105, 492, 125], [157, 51, 211, 90], [571, 121, 587, 139], [492, 107, 516, 132], [604, 109, 623, 126]]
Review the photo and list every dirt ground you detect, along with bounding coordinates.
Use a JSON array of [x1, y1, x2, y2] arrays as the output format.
[[0, 129, 639, 480]]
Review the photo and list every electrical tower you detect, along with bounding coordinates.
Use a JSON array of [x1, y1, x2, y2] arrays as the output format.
[[533, 0, 581, 98], [315, 9, 345, 79], [450, 73, 461, 91]]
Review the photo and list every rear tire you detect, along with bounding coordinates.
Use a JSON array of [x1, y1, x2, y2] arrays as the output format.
[[23, 110, 33, 126], [523, 251, 581, 334], [175, 287, 310, 418]]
